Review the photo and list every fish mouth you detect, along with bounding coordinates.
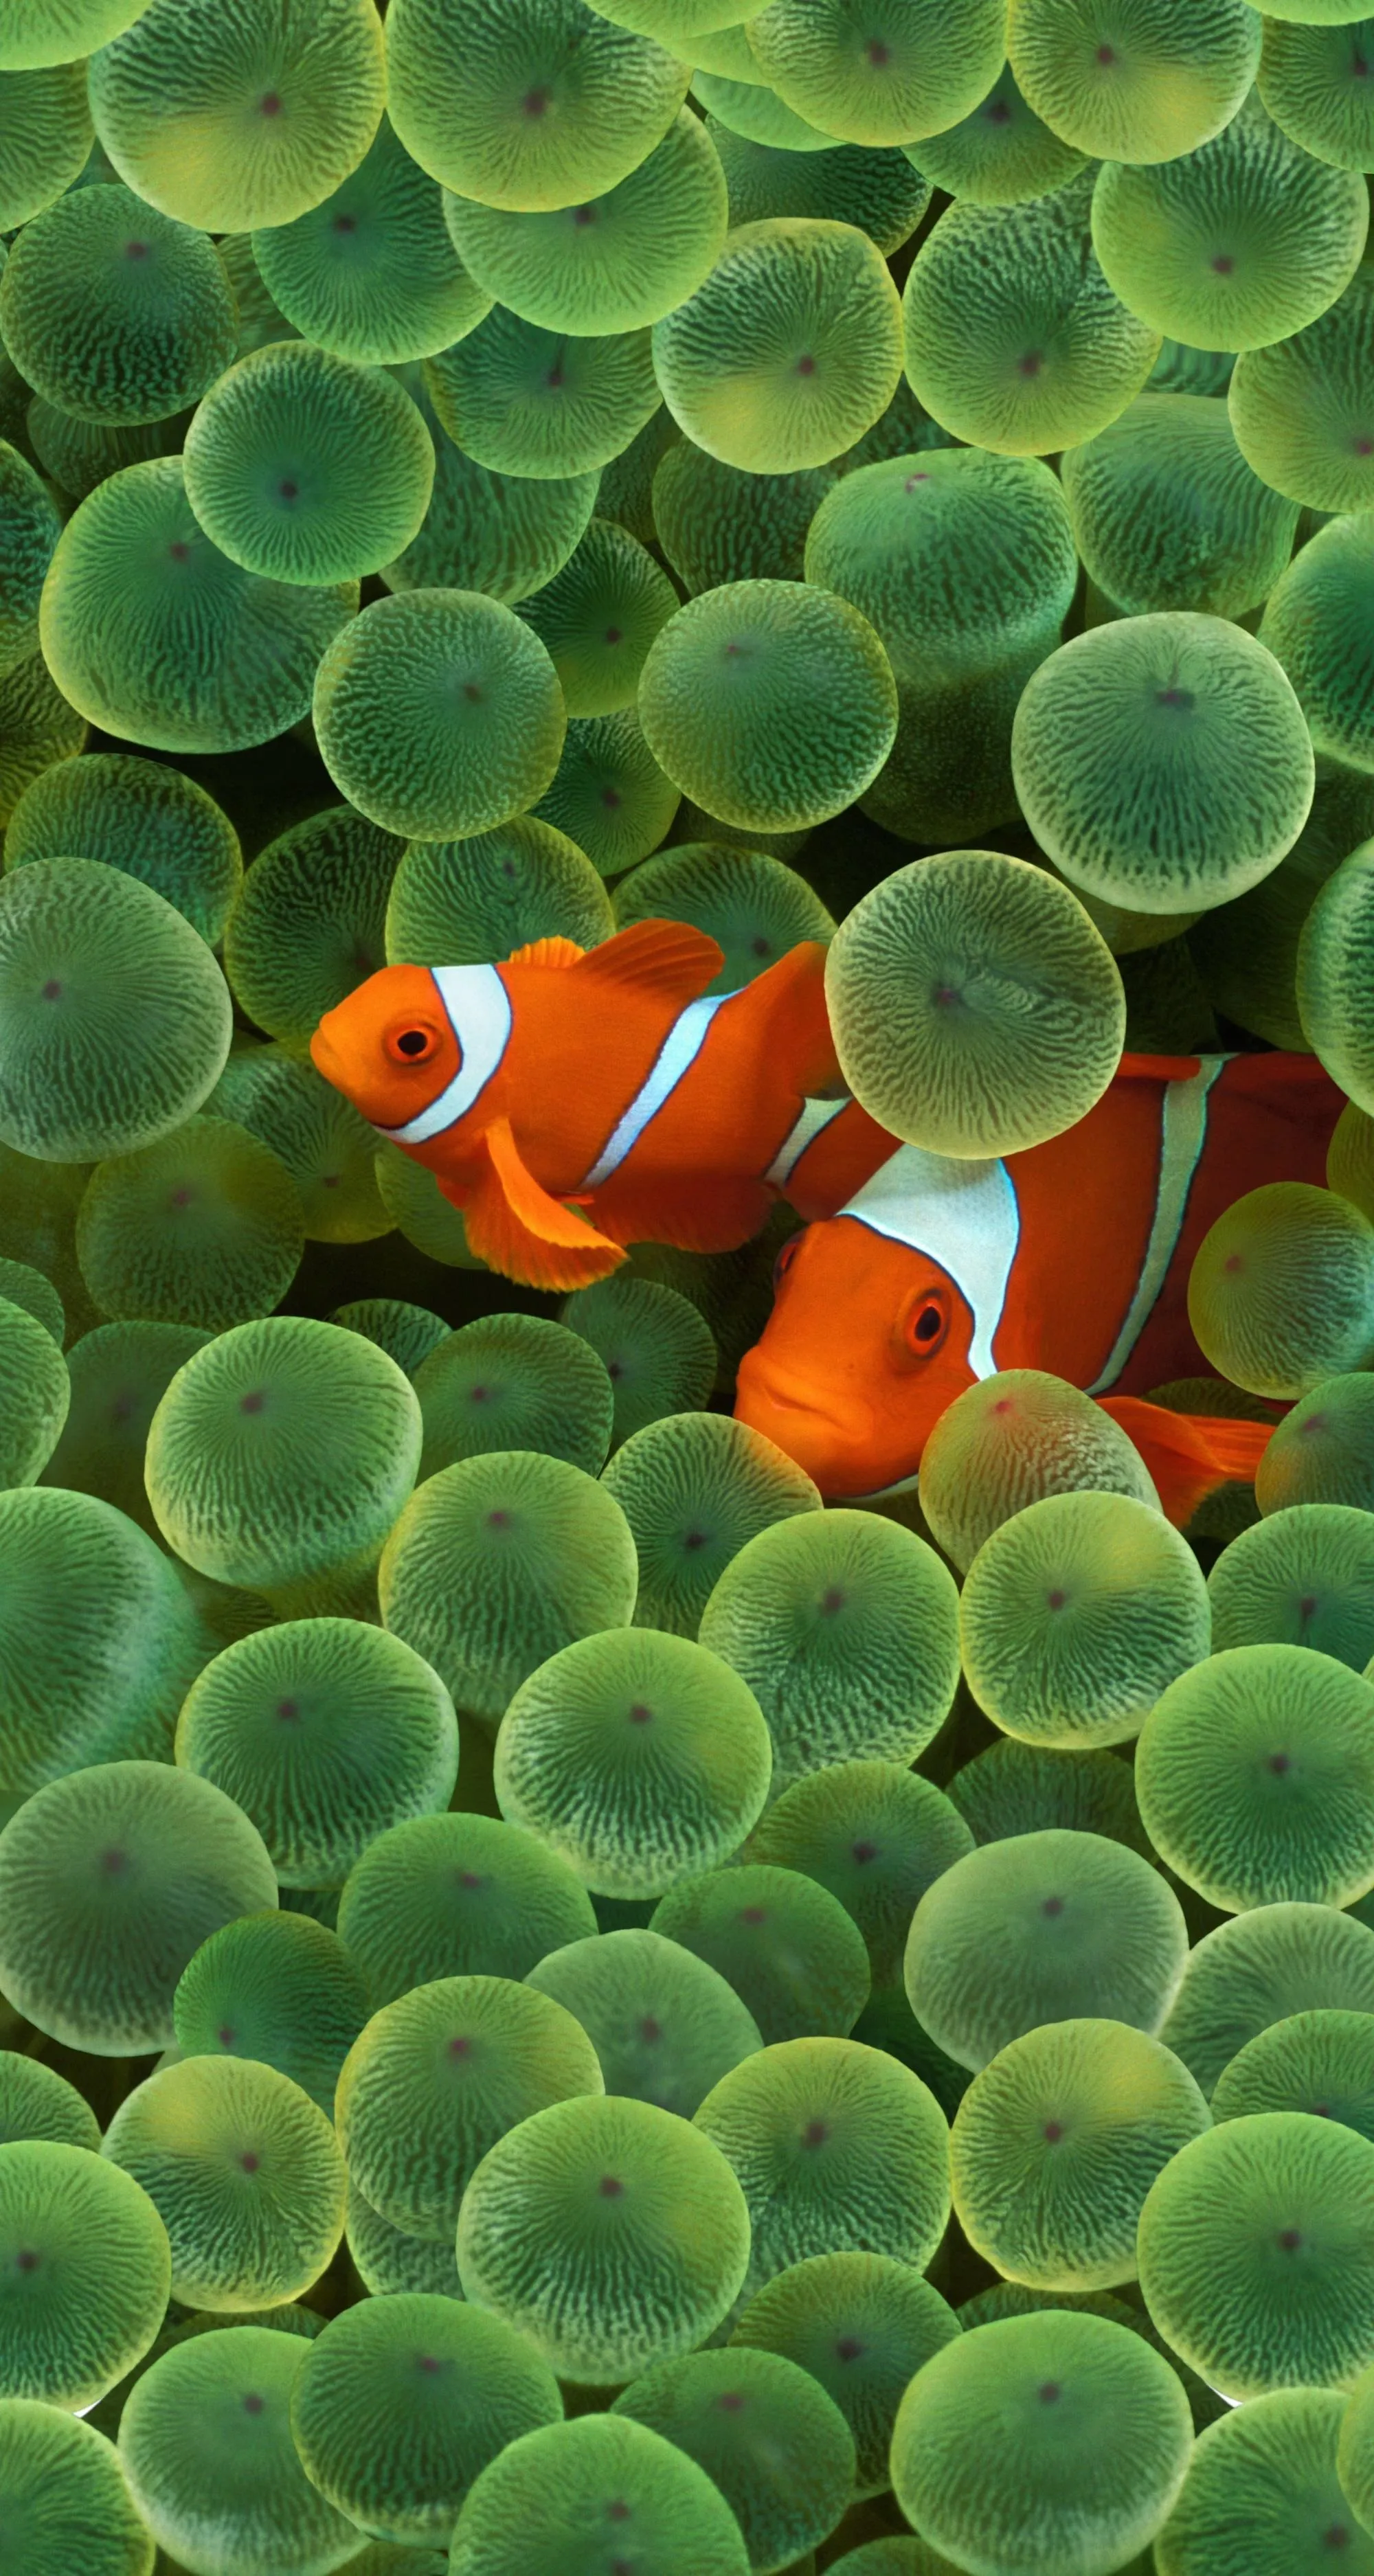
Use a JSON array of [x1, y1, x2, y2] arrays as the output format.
[[309, 1021, 346, 1090], [734, 1351, 877, 1496]]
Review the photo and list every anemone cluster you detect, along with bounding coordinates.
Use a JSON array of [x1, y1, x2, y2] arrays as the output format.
[[13, 1, 1374, 2573]]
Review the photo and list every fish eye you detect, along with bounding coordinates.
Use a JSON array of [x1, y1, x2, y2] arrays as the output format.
[[772, 1235, 802, 1291], [900, 1289, 950, 1360], [386, 1021, 440, 1064]]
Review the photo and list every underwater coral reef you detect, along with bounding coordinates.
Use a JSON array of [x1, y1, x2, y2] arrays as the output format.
[[10, 1, 1374, 2570]]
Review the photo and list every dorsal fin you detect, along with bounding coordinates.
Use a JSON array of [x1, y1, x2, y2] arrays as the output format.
[[504, 936, 586, 970], [567, 918, 724, 1004], [1115, 1052, 1208, 1083]]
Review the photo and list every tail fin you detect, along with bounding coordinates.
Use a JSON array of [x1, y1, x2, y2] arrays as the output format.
[[753, 940, 842, 1096], [1096, 1394, 1273, 1528]]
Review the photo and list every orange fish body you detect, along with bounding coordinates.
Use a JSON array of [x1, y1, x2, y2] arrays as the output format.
[[736, 1050, 1347, 1522], [310, 921, 840, 1291]]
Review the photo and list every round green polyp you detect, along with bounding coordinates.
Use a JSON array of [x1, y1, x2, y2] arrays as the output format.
[[117, 2326, 363, 2576], [455, 2091, 752, 2383], [383, 0, 691, 213], [312, 587, 565, 841], [889, 2309, 1193, 2576], [251, 113, 493, 366], [636, 578, 897, 834], [651, 217, 903, 473], [0, 856, 232, 1162], [0, 183, 237, 428], [1007, 0, 1262, 163], [1090, 95, 1369, 354], [0, 1759, 278, 2054], [88, 0, 387, 234], [1138, 2110, 1374, 2399], [144, 1313, 421, 1593], [901, 170, 1161, 456], [38, 458, 358, 755], [448, 2414, 752, 2576], [181, 342, 435, 588], [823, 848, 1125, 1155], [1011, 613, 1315, 919], [4, 752, 243, 948], [0, 2400, 154, 2576]]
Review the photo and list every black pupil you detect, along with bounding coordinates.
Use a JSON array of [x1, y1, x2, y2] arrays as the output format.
[[396, 1029, 429, 1057], [914, 1304, 941, 1342]]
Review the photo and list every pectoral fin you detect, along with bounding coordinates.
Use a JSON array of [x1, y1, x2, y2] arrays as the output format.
[[1096, 1395, 1274, 1528], [461, 1116, 626, 1291]]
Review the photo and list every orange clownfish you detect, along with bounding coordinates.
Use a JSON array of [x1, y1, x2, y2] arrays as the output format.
[[736, 1050, 1347, 1526], [309, 921, 839, 1291]]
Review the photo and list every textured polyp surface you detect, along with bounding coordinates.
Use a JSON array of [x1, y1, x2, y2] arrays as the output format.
[[455, 2092, 752, 2382], [651, 218, 904, 472], [747, 0, 1007, 147], [890, 2308, 1193, 2575], [0, 2399, 154, 2576], [289, 2294, 563, 2549], [118, 2327, 363, 2576], [1061, 392, 1301, 619], [89, 0, 387, 233], [637, 578, 897, 833], [610, 2344, 856, 2572], [0, 1484, 207, 1792], [824, 848, 1125, 1153], [526, 1926, 764, 2116], [175, 1618, 458, 1888], [102, 2053, 346, 2310], [384, 0, 691, 212], [0, 1760, 278, 2053], [729, 2249, 960, 2500], [1136, 1642, 1374, 1910], [902, 170, 1162, 457], [949, 2018, 1211, 2292], [378, 1448, 638, 1724], [5, 750, 243, 947], [39, 459, 357, 756], [0, 2138, 170, 2409], [1188, 1182, 1374, 1398], [692, 2035, 950, 2296], [0, 184, 236, 427], [313, 587, 565, 841], [335, 1973, 604, 2240], [448, 2414, 752, 2576], [336, 1809, 597, 2003], [1091, 96, 1369, 354], [1159, 2387, 1374, 2576], [1163, 1902, 1374, 2099], [145, 1314, 421, 1592], [181, 341, 435, 587], [905, 1828, 1189, 2070], [1009, 0, 1262, 163], [960, 1489, 1211, 1750], [698, 1506, 960, 1786], [919, 1368, 1162, 1577], [254, 113, 493, 365], [0, 855, 232, 1162], [495, 1626, 774, 1899], [1138, 2111, 1374, 2398], [443, 112, 729, 337], [1012, 613, 1316, 919]]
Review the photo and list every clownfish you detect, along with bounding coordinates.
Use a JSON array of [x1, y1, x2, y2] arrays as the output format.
[[309, 922, 839, 1291], [735, 1050, 1347, 1526]]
